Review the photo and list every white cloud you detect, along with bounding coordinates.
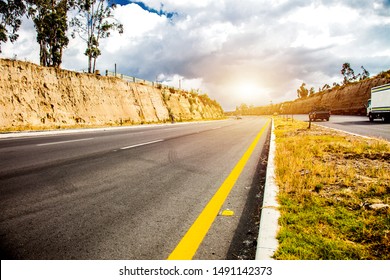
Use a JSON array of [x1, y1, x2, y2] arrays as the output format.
[[190, 21, 238, 53], [123, 4, 164, 31], [1, 16, 39, 64], [281, 3, 360, 26], [160, 74, 205, 91], [291, 30, 355, 49], [282, 3, 360, 49]]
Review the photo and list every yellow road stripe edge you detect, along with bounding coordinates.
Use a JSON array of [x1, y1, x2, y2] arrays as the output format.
[[167, 119, 271, 260]]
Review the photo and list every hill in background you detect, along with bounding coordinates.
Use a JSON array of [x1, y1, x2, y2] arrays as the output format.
[[234, 70, 390, 116]]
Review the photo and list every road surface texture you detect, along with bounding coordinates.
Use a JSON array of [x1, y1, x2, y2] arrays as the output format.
[[291, 114, 390, 141], [0, 117, 270, 260]]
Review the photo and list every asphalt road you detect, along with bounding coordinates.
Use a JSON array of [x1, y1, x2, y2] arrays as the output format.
[[0, 117, 271, 260], [291, 114, 390, 141]]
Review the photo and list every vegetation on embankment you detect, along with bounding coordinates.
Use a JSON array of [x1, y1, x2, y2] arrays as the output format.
[[0, 59, 224, 132], [272, 117, 390, 259]]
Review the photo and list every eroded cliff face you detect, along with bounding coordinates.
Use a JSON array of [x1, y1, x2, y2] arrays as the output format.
[[0, 59, 224, 130]]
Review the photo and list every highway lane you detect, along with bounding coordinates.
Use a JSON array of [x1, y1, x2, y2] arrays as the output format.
[[0, 117, 271, 259], [291, 114, 390, 141], [0, 121, 232, 176]]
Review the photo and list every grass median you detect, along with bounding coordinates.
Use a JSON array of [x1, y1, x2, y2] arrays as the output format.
[[272, 117, 390, 260]]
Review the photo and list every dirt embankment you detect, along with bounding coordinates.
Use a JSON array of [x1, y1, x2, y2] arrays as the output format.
[[281, 72, 390, 115], [0, 59, 224, 131], [234, 70, 390, 116]]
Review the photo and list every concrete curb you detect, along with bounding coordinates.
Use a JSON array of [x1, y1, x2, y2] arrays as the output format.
[[255, 118, 280, 260]]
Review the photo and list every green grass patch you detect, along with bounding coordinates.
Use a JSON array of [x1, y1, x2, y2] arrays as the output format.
[[273, 117, 390, 259]]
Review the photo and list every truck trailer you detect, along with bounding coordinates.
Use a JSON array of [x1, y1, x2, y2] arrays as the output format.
[[367, 83, 390, 122]]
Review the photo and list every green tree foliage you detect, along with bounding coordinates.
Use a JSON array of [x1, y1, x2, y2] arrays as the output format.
[[341, 63, 370, 85], [297, 83, 309, 98], [357, 66, 370, 81], [0, 0, 26, 52], [341, 62, 355, 85], [70, 0, 123, 73], [27, 0, 73, 67]]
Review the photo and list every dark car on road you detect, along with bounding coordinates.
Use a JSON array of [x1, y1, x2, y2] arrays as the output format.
[[309, 107, 330, 121]]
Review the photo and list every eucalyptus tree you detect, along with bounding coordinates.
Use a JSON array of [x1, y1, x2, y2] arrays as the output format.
[[70, 0, 123, 73], [0, 0, 26, 52], [297, 83, 309, 98], [341, 63, 370, 85], [27, 0, 75, 67]]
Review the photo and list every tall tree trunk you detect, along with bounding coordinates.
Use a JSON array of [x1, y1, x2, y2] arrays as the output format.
[[87, 43, 92, 73], [40, 41, 47, 66], [92, 56, 97, 73]]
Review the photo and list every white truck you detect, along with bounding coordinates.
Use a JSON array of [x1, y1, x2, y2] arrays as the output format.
[[367, 83, 390, 122]]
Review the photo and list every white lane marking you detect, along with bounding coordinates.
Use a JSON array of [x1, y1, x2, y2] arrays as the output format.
[[37, 138, 94, 146], [120, 139, 164, 150]]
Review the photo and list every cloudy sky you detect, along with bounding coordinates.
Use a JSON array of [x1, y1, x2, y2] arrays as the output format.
[[1, 0, 390, 111]]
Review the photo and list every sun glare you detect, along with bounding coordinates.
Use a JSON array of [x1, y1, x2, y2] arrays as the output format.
[[235, 81, 262, 101]]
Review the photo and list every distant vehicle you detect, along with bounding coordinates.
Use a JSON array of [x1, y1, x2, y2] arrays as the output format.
[[309, 107, 330, 122], [367, 83, 390, 122], [236, 115, 242, 120]]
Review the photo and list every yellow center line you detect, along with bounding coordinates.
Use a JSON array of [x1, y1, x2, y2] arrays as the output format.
[[167, 119, 271, 260]]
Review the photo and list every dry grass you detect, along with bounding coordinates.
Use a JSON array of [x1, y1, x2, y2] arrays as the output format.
[[273, 117, 390, 259]]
